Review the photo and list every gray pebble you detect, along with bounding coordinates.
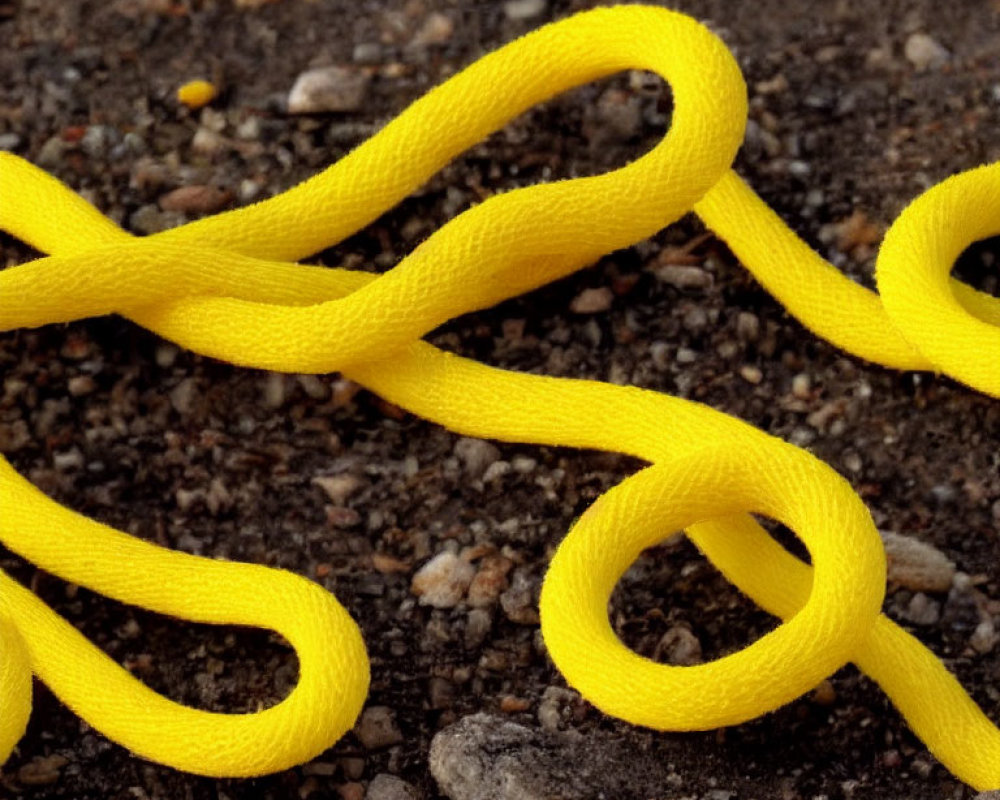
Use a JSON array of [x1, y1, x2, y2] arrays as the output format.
[[905, 32, 950, 70], [80, 124, 120, 158], [430, 713, 687, 800], [367, 773, 421, 800], [652, 265, 712, 290], [903, 592, 941, 626], [503, 0, 547, 21], [454, 437, 501, 478], [465, 608, 493, 649], [0, 132, 22, 151], [356, 706, 404, 751], [353, 42, 383, 64], [129, 204, 185, 235], [288, 66, 371, 113]]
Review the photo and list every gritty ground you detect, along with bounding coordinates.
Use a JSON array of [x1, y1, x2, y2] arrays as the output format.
[[2, 0, 1000, 799]]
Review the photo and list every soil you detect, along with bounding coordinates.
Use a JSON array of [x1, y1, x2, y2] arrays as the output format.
[[2, 0, 1000, 799]]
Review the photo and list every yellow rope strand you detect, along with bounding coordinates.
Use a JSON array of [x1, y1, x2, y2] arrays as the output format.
[[1, 4, 998, 787]]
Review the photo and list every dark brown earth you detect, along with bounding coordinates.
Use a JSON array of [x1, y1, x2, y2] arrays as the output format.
[[2, 0, 1000, 798]]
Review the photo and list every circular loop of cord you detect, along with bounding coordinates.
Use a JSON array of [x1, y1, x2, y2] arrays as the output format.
[[1, 2, 1000, 791], [540, 445, 883, 730], [875, 163, 1000, 396]]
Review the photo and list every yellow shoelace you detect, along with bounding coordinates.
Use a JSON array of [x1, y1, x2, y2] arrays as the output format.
[[1, 4, 999, 788]]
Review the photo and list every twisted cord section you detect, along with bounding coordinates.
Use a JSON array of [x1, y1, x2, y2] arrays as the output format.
[[1, 3, 998, 788]]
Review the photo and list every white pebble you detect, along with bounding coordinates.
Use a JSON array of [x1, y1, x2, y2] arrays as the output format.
[[905, 32, 950, 71], [287, 66, 370, 114], [412, 552, 475, 609]]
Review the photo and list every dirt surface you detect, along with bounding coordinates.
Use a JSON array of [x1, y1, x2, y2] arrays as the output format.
[[2, 0, 1000, 798]]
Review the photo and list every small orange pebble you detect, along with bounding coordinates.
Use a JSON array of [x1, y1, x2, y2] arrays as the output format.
[[499, 696, 531, 713], [176, 79, 218, 109]]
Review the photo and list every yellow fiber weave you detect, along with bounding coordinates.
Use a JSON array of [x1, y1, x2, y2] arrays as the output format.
[[1, 4, 999, 788]]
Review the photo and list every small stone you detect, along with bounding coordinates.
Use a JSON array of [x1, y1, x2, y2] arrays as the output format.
[[787, 160, 811, 178], [67, 375, 96, 396], [736, 311, 760, 342], [129, 204, 184, 235], [337, 783, 365, 800], [0, 132, 22, 151], [584, 88, 642, 147], [467, 555, 513, 607], [503, 0, 546, 20], [313, 473, 363, 504], [905, 32, 950, 70], [676, 347, 697, 364], [263, 372, 286, 408], [353, 42, 383, 64], [159, 185, 233, 214], [739, 365, 763, 385], [499, 568, 539, 625], [235, 115, 262, 140], [682, 306, 708, 333], [53, 448, 84, 471], [881, 531, 955, 592], [191, 127, 228, 155], [326, 506, 362, 528], [465, 607, 493, 649], [169, 378, 197, 414], [79, 124, 119, 158], [911, 758, 933, 779], [372, 553, 411, 574], [649, 341, 670, 369], [654, 625, 702, 666], [175, 487, 201, 512], [537, 686, 576, 732], [454, 437, 501, 478], [499, 696, 530, 713], [971, 620, 999, 654], [411, 12, 454, 46], [412, 552, 475, 608], [482, 460, 511, 483], [835, 210, 881, 256], [902, 592, 940, 626], [791, 372, 811, 399], [155, 344, 178, 368], [569, 287, 613, 314], [205, 478, 231, 515], [288, 66, 370, 114], [755, 73, 789, 94], [812, 679, 837, 706], [298, 374, 329, 400], [428, 677, 456, 711], [17, 755, 68, 786], [303, 761, 338, 777], [651, 264, 711, 290], [511, 456, 537, 474], [367, 774, 421, 800], [36, 135, 67, 167], [341, 757, 366, 780], [239, 178, 263, 202], [356, 706, 404, 750]]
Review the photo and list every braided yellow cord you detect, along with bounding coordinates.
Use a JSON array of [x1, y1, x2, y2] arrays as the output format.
[[1, 4, 999, 787]]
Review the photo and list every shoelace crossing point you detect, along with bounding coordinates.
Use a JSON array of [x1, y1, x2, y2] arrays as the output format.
[[2, 4, 1000, 788]]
